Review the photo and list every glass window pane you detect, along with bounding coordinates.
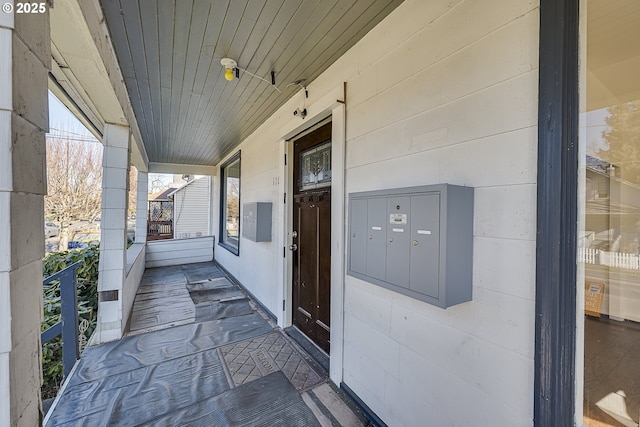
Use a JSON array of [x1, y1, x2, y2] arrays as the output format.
[[299, 142, 331, 191], [220, 154, 240, 254], [225, 160, 239, 244], [581, 2, 640, 426]]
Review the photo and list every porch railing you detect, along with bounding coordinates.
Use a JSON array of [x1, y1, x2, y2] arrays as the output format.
[[147, 220, 173, 241], [41, 261, 81, 377]]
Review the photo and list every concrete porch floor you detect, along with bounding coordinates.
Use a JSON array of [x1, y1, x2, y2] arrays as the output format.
[[44, 262, 367, 426]]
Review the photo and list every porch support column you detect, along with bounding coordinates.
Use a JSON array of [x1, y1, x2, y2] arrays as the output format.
[[0, 7, 50, 426], [135, 171, 148, 243], [96, 123, 130, 343]]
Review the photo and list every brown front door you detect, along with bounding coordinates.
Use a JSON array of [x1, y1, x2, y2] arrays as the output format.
[[292, 122, 332, 353]]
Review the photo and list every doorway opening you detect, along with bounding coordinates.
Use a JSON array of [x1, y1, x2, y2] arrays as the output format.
[[291, 121, 332, 353]]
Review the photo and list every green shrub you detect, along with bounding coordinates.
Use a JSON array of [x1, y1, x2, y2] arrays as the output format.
[[41, 244, 100, 399]]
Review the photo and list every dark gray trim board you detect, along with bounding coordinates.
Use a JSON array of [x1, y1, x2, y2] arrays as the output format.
[[218, 151, 241, 256], [534, 0, 579, 425], [340, 382, 387, 427], [213, 261, 277, 322]]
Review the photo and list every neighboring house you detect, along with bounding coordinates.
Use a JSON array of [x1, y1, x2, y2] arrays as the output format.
[[3, 1, 640, 426], [147, 188, 176, 241], [145, 178, 211, 240], [148, 188, 176, 203], [168, 176, 211, 239], [582, 156, 640, 324]]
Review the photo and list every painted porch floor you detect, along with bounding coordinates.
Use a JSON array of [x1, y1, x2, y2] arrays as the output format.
[[45, 262, 366, 427]]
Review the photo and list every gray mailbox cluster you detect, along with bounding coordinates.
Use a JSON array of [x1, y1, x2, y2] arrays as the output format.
[[347, 184, 473, 308], [242, 202, 272, 242]]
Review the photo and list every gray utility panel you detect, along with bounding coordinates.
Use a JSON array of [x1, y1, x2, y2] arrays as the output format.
[[348, 184, 473, 308], [242, 202, 272, 242]]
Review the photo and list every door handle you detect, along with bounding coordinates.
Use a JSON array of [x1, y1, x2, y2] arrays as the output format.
[[289, 243, 298, 251]]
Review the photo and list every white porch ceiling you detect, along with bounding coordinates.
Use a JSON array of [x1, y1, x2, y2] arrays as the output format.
[[99, 0, 403, 166], [587, 0, 640, 110]]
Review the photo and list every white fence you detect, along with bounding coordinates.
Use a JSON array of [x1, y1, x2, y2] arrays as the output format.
[[579, 247, 640, 270]]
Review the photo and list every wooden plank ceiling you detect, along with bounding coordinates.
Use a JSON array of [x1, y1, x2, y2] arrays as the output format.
[[100, 0, 404, 166]]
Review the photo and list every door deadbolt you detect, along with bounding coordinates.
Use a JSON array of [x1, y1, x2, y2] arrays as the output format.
[[292, 231, 298, 238], [289, 243, 298, 251]]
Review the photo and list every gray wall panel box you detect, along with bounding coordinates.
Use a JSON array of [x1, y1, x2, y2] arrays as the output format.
[[347, 184, 473, 308], [242, 202, 272, 242]]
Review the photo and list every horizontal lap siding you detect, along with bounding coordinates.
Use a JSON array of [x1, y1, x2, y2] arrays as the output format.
[[340, 1, 539, 426], [213, 135, 281, 315], [213, 1, 540, 425], [173, 177, 211, 239], [145, 236, 214, 268]]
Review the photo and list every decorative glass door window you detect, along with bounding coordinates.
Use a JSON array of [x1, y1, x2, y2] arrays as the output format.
[[299, 142, 331, 191]]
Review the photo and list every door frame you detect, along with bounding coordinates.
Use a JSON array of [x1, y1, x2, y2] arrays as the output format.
[[277, 83, 346, 385], [291, 121, 333, 352]]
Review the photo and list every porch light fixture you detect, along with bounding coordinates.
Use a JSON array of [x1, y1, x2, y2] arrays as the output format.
[[220, 57, 282, 92], [220, 58, 237, 81]]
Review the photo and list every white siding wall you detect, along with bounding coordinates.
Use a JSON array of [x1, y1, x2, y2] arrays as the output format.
[[214, 137, 281, 314], [173, 177, 211, 239], [146, 236, 214, 268], [214, 1, 539, 425], [122, 243, 145, 334], [0, 7, 50, 425]]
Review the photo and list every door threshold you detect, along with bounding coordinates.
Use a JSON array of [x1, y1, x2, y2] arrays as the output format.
[[284, 326, 330, 373]]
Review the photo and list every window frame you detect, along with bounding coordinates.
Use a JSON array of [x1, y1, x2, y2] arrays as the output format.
[[535, 0, 579, 425], [218, 151, 241, 255]]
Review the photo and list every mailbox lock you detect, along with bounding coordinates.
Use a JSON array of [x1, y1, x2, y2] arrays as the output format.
[[396, 205, 401, 210], [352, 233, 356, 238], [412, 240, 419, 246], [369, 235, 373, 240], [388, 237, 393, 243]]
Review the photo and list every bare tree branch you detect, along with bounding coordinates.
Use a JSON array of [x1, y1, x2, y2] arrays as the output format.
[[129, 166, 138, 216], [45, 136, 103, 250]]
